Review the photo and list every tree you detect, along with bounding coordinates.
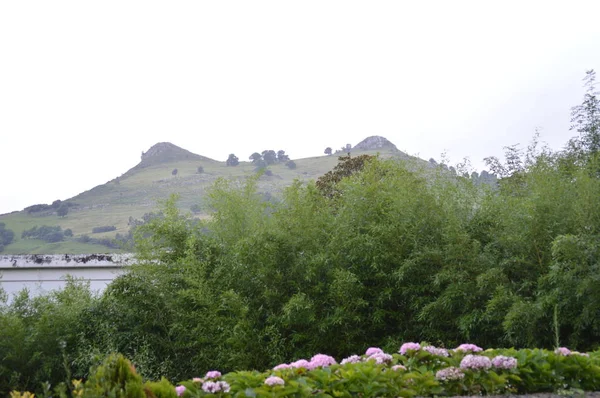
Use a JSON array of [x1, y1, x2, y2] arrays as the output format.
[[64, 228, 73, 237], [325, 147, 332, 156], [171, 168, 178, 176], [277, 150, 289, 162], [316, 154, 375, 198], [57, 203, 69, 218], [197, 166, 204, 174], [570, 69, 600, 156], [285, 160, 297, 169], [0, 222, 15, 247], [249, 152, 262, 163], [226, 154, 239, 166], [262, 150, 277, 165]]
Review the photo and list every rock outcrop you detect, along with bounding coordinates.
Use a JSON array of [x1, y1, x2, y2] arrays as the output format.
[[353, 136, 398, 151]]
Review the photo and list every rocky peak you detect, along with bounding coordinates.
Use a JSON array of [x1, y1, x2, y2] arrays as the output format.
[[138, 142, 210, 167], [353, 136, 398, 151]]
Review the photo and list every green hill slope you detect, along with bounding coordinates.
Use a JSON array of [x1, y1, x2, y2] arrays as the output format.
[[0, 137, 414, 254]]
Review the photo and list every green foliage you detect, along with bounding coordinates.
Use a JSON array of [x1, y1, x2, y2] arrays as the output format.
[[21, 225, 65, 242], [91, 225, 117, 234], [144, 378, 177, 398], [0, 279, 96, 396], [78, 353, 144, 398], [56, 203, 69, 218], [0, 222, 15, 251], [315, 154, 375, 198]]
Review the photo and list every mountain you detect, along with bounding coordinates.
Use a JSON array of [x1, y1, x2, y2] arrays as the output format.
[[0, 137, 413, 254]]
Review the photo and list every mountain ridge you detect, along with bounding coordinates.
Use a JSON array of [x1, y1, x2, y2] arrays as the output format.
[[0, 135, 420, 254]]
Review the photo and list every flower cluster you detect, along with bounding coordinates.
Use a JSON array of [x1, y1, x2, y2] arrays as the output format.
[[399, 342, 421, 355], [175, 385, 186, 397], [460, 354, 492, 370], [555, 347, 571, 356], [307, 354, 337, 370], [367, 352, 393, 364], [435, 367, 465, 381], [491, 355, 518, 369], [202, 381, 231, 393], [276, 354, 337, 371], [422, 345, 450, 357], [455, 343, 483, 353], [365, 347, 384, 356], [341, 355, 362, 365], [290, 359, 310, 368], [264, 376, 285, 386], [205, 370, 222, 379]]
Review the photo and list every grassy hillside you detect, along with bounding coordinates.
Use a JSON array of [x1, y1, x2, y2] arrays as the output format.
[[0, 139, 412, 254]]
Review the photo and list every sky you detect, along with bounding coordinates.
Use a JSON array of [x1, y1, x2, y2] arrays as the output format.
[[1, 1, 600, 215]]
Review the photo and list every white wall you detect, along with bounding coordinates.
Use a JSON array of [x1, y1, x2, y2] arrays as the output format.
[[0, 254, 133, 300]]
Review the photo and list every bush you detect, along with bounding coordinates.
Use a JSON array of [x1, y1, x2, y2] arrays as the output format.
[[285, 160, 297, 169], [172, 168, 178, 176], [21, 225, 64, 243], [0, 222, 15, 246], [197, 166, 204, 174], [64, 229, 73, 237], [92, 226, 117, 234]]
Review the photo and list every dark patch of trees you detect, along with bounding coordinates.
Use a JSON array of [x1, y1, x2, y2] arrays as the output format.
[[24, 200, 77, 214], [92, 226, 117, 234], [21, 225, 65, 243], [0, 222, 15, 252]]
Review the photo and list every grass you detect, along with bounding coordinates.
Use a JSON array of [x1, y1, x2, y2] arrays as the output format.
[[0, 147, 412, 254]]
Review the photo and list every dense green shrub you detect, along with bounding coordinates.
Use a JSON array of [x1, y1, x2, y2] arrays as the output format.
[[21, 225, 65, 242], [92, 226, 117, 234]]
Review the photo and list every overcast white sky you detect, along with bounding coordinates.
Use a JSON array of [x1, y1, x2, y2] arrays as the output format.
[[1, 1, 600, 214]]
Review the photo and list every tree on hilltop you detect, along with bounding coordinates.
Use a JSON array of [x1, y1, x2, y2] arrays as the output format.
[[277, 150, 289, 162], [262, 150, 277, 165], [249, 152, 262, 163], [226, 154, 239, 166], [324, 147, 332, 156]]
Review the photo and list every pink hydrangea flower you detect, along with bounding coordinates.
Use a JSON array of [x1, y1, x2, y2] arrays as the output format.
[[365, 347, 384, 356], [202, 381, 230, 393], [367, 352, 393, 364], [307, 354, 337, 370], [399, 342, 421, 355], [290, 359, 310, 368], [555, 347, 572, 356], [422, 346, 450, 357], [460, 354, 492, 370], [192, 377, 203, 383], [273, 363, 292, 370], [491, 355, 518, 369], [205, 370, 222, 379], [455, 343, 483, 353], [435, 367, 465, 381], [264, 376, 285, 386], [341, 355, 362, 364], [175, 385, 186, 397], [392, 364, 407, 371]]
